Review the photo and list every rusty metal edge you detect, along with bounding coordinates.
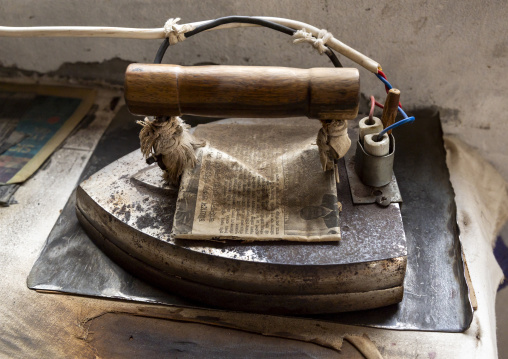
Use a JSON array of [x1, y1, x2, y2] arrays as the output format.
[[76, 185, 407, 297], [76, 204, 404, 315]]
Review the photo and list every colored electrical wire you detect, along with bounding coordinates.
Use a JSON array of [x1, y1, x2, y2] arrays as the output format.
[[374, 95, 411, 125], [373, 95, 411, 125], [377, 116, 415, 139], [374, 70, 415, 135], [377, 70, 390, 92], [376, 73, 392, 90], [376, 70, 403, 108], [397, 107, 410, 120], [368, 95, 376, 123]]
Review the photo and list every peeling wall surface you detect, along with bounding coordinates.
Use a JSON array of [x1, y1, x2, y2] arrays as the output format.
[[0, 0, 507, 180]]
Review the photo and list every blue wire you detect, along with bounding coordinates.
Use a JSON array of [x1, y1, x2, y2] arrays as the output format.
[[375, 73, 415, 136], [376, 74, 393, 89], [398, 106, 408, 118], [378, 116, 415, 138]]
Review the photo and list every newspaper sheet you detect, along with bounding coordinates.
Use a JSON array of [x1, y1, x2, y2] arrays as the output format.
[[173, 119, 340, 242]]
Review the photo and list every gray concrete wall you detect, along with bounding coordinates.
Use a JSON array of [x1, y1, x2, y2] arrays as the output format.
[[1, 0, 507, 180]]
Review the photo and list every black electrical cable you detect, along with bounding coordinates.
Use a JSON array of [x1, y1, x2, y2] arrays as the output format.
[[154, 39, 169, 63], [154, 16, 342, 67], [186, 16, 295, 37], [326, 50, 342, 67]]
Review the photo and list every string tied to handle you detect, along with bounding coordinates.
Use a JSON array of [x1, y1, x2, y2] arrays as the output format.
[[316, 119, 351, 173], [138, 116, 205, 184]]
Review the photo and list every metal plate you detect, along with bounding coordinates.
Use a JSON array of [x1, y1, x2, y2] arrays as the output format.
[[28, 108, 472, 330], [345, 135, 403, 205]]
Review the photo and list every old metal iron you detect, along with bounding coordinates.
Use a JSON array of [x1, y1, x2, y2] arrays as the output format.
[[28, 108, 472, 330], [74, 118, 408, 314], [72, 29, 409, 314]]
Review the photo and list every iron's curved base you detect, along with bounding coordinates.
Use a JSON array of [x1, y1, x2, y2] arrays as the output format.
[[75, 146, 407, 315]]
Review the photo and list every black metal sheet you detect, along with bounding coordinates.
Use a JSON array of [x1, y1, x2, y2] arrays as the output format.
[[27, 106, 189, 305], [318, 109, 473, 331], [28, 107, 473, 331]]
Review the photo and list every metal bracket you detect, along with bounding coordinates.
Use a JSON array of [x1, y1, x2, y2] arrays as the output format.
[[344, 135, 402, 207]]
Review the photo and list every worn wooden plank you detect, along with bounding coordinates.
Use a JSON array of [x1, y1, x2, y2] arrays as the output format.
[[85, 313, 364, 359]]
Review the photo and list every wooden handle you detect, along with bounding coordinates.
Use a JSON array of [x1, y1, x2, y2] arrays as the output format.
[[125, 64, 359, 120], [380, 88, 400, 134]]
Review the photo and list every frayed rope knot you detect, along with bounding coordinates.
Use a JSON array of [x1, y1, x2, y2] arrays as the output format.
[[163, 18, 193, 45], [316, 119, 351, 172], [293, 28, 333, 55], [138, 116, 205, 184]]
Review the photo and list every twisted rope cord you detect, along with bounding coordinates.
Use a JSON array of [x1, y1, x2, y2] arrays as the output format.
[[293, 28, 333, 55], [163, 18, 193, 45]]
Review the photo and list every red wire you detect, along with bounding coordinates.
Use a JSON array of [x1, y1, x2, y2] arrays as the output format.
[[369, 95, 376, 121], [377, 70, 390, 92], [375, 101, 384, 109], [377, 70, 403, 108]]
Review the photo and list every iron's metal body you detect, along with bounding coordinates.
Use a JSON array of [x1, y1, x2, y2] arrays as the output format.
[[75, 139, 407, 314], [28, 109, 473, 331]]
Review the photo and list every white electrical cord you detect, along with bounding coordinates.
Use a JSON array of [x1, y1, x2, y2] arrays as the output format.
[[0, 16, 380, 73]]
